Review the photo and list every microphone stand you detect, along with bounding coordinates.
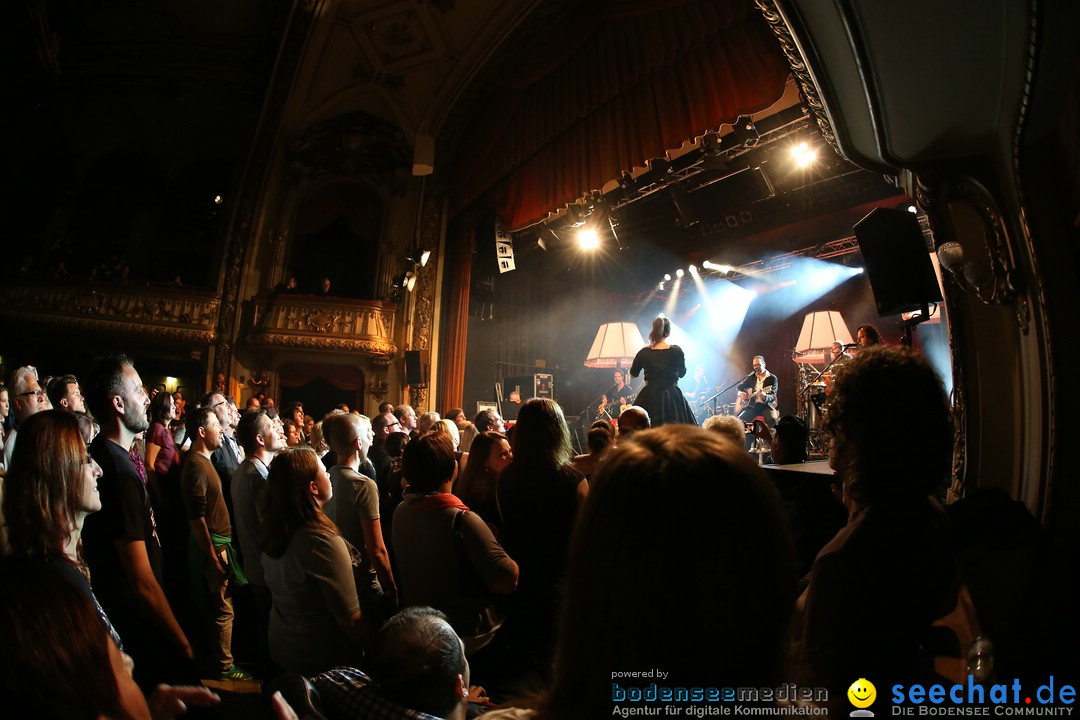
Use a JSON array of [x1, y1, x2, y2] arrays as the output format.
[[712, 375, 750, 407]]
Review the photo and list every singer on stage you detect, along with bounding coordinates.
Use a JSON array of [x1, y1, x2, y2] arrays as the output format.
[[629, 315, 698, 427], [736, 355, 779, 426]]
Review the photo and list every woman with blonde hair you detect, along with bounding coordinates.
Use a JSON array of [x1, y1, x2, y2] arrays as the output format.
[[628, 314, 697, 426], [260, 447, 369, 675]]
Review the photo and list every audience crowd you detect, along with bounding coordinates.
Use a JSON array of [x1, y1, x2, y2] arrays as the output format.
[[0, 345, 990, 718]]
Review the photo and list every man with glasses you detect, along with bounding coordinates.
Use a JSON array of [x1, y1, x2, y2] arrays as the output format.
[[46, 373, 88, 414], [3, 366, 48, 468], [736, 355, 779, 428], [201, 392, 243, 513], [369, 411, 401, 489]]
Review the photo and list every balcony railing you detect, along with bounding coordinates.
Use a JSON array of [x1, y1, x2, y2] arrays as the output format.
[[0, 281, 220, 343], [248, 293, 398, 358]]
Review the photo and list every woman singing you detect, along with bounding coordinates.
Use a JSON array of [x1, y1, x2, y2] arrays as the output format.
[[628, 315, 698, 427]]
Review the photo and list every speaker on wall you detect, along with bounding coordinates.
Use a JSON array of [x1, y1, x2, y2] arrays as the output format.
[[854, 207, 942, 317], [404, 350, 425, 386]]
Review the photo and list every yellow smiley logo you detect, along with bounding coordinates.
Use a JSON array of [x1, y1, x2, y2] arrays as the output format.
[[847, 678, 876, 708]]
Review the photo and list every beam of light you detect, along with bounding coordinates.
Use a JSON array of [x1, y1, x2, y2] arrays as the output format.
[[662, 279, 757, 402], [749, 256, 863, 322], [675, 268, 684, 278], [663, 275, 682, 318], [688, 264, 698, 276], [577, 228, 600, 250]]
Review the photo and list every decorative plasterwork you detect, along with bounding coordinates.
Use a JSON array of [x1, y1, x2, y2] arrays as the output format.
[[0, 284, 219, 344], [287, 111, 411, 180], [249, 295, 398, 358], [754, 0, 840, 155]]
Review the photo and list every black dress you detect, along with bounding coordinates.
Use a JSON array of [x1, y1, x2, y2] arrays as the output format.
[[629, 345, 698, 427]]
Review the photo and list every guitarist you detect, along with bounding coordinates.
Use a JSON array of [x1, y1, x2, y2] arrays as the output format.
[[599, 369, 634, 419], [736, 355, 779, 426]]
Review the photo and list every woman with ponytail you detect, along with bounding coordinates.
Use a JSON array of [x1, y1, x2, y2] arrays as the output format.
[[628, 315, 698, 427]]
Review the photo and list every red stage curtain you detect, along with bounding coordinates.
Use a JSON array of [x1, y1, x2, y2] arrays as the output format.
[[448, 0, 789, 230], [436, 213, 476, 411]]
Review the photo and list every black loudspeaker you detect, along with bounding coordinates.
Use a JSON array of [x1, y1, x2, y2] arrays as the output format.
[[854, 207, 942, 316], [404, 350, 425, 385]]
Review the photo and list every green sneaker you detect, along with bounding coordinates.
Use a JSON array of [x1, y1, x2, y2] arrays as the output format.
[[219, 665, 254, 681]]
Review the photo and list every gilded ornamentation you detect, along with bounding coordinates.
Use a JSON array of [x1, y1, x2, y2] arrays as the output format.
[[287, 112, 411, 180], [250, 296, 398, 359], [0, 283, 219, 344], [754, 0, 839, 153]]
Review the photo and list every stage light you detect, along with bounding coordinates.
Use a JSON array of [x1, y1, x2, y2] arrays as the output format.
[[907, 205, 918, 214], [702, 260, 714, 269], [688, 264, 698, 276], [658, 282, 665, 291], [664, 273, 672, 282], [577, 228, 600, 250], [791, 142, 817, 168], [675, 268, 684, 278], [407, 248, 432, 267]]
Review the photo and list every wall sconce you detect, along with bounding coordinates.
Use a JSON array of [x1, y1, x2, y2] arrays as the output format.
[[367, 379, 389, 399], [165, 376, 179, 394]]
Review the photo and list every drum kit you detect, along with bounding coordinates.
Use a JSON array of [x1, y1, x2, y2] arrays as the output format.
[[796, 364, 836, 457]]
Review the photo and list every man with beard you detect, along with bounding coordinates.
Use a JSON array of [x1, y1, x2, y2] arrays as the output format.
[[83, 354, 195, 690]]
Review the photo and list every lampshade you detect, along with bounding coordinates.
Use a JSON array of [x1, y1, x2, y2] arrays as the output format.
[[584, 322, 645, 368], [794, 311, 854, 364]]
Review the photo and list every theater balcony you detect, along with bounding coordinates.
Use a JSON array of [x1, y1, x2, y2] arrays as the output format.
[[0, 280, 220, 345], [246, 293, 398, 360]]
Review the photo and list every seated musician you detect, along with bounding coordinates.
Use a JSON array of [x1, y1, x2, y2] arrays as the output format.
[[598, 369, 633, 419], [736, 355, 779, 427]]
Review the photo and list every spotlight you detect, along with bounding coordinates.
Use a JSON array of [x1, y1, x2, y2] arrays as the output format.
[[664, 273, 672, 282], [406, 271, 417, 292], [407, 250, 432, 268], [688, 264, 698, 275], [732, 115, 759, 147], [658, 282, 665, 291], [567, 204, 588, 228], [907, 205, 918, 214], [791, 142, 817, 168], [702, 260, 715, 269], [701, 131, 722, 156], [676, 268, 684, 278], [577, 228, 600, 250]]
